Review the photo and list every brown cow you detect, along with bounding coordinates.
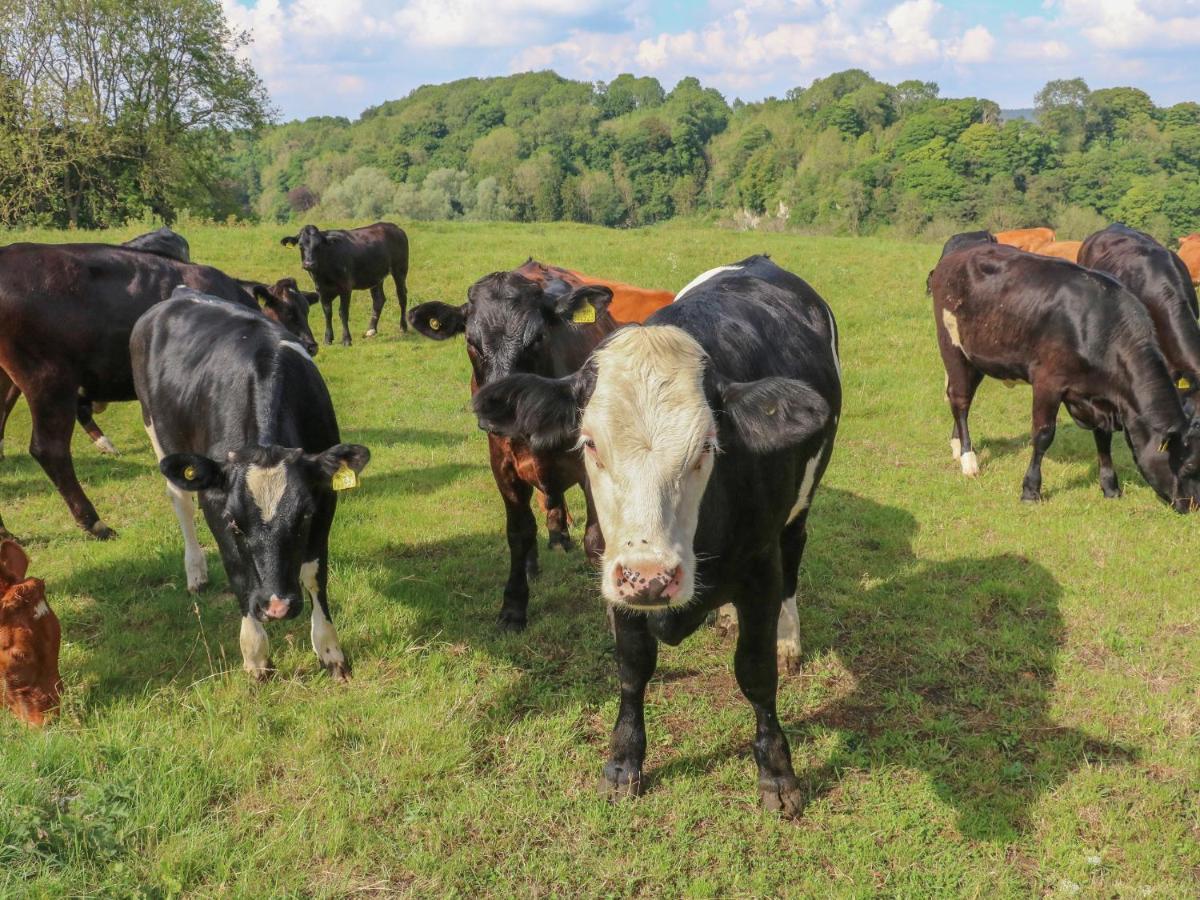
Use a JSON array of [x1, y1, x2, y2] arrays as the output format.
[[994, 227, 1056, 252], [1177, 234, 1200, 286], [516, 259, 676, 324], [1036, 240, 1083, 262], [0, 541, 62, 726]]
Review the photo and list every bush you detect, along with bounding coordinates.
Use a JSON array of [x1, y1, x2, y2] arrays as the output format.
[[320, 167, 397, 219]]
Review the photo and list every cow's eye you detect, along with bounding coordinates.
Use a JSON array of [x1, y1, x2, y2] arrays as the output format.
[[581, 437, 603, 468]]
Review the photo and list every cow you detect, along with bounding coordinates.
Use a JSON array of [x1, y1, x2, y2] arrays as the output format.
[[121, 227, 191, 263], [1176, 233, 1200, 286], [515, 259, 676, 324], [994, 227, 1055, 252], [929, 241, 1200, 510], [0, 540, 62, 726], [409, 270, 634, 629], [131, 288, 370, 680], [280, 222, 409, 346], [0, 243, 318, 542], [471, 255, 841, 813], [1036, 240, 1083, 262], [939, 230, 997, 258], [1078, 224, 1200, 394]]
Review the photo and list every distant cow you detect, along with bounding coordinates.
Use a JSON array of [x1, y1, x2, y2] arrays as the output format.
[[0, 540, 62, 726], [0, 244, 317, 542], [939, 230, 997, 259], [929, 240, 1200, 509], [473, 256, 841, 813], [515, 259, 676, 324], [1036, 240, 1082, 262], [281, 223, 409, 345], [1079, 224, 1200, 393], [122, 227, 190, 263], [1176, 234, 1200, 285], [131, 289, 370, 680], [994, 227, 1055, 252]]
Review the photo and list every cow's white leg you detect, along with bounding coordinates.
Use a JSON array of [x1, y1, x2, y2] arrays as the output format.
[[777, 594, 800, 672], [94, 435, 119, 455], [716, 602, 738, 634], [240, 615, 271, 679], [145, 419, 207, 591], [960, 450, 979, 477], [301, 559, 348, 681], [950, 437, 962, 461]]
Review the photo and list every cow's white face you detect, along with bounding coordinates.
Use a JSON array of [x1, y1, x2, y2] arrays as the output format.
[[580, 327, 718, 609]]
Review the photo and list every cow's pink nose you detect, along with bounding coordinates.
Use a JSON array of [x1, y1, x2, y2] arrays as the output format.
[[611, 562, 684, 606], [264, 595, 292, 620]]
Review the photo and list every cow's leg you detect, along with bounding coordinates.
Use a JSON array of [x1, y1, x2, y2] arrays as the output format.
[[320, 295, 335, 346], [339, 291, 352, 347], [491, 457, 537, 629], [144, 418, 206, 591], [776, 510, 809, 674], [1094, 429, 1121, 499], [26, 380, 113, 538], [78, 397, 117, 455], [581, 481, 603, 566], [732, 559, 801, 815], [364, 284, 386, 338], [301, 541, 349, 682], [543, 490, 573, 552], [0, 371, 19, 460], [392, 266, 409, 333], [200, 495, 270, 678], [1021, 387, 1061, 503], [944, 353, 984, 476], [600, 609, 657, 800]]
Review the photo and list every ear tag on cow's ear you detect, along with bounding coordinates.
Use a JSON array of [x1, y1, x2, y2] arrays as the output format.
[[1179, 376, 1191, 390], [429, 318, 441, 331], [183, 465, 197, 481], [331, 462, 359, 492], [1160, 439, 1170, 453], [571, 303, 596, 324]]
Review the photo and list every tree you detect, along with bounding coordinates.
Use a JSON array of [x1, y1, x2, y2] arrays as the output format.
[[1035, 78, 1089, 150]]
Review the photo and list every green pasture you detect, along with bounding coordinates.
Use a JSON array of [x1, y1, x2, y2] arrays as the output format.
[[0, 221, 1196, 896]]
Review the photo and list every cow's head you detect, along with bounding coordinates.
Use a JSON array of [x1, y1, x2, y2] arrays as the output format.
[[283, 224, 327, 272], [254, 278, 319, 356], [409, 272, 613, 386], [159, 444, 370, 620], [0, 541, 62, 726], [473, 326, 832, 609]]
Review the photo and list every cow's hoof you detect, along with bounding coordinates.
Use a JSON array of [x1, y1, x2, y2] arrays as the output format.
[[325, 660, 352, 683], [246, 664, 275, 683], [186, 577, 209, 595], [959, 451, 979, 477], [547, 530, 573, 553], [759, 778, 803, 817], [599, 762, 643, 801], [363, 328, 377, 338], [341, 337, 352, 348], [94, 436, 119, 456], [497, 609, 527, 632], [90, 521, 116, 540], [324, 336, 333, 346], [1101, 481, 1122, 499], [777, 641, 801, 674], [1021, 489, 1042, 504]]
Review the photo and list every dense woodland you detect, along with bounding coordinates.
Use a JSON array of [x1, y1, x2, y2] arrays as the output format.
[[4, 1, 1200, 241]]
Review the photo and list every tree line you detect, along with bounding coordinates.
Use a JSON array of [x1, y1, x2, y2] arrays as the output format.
[[3, 1, 1200, 242]]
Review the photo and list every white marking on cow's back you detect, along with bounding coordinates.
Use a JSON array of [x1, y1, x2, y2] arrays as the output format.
[[32, 601, 50, 620], [280, 341, 313, 360], [942, 308, 964, 349], [786, 443, 824, 525], [246, 463, 288, 522], [826, 306, 841, 380], [675, 265, 744, 301]]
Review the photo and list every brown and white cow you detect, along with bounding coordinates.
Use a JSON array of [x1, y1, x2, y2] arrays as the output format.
[[0, 541, 62, 726]]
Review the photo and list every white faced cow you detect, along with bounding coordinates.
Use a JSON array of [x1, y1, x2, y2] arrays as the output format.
[[131, 288, 370, 680], [473, 255, 841, 814]]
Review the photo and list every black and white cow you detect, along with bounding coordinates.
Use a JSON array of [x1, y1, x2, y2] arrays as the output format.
[[472, 256, 841, 813], [130, 289, 370, 679]]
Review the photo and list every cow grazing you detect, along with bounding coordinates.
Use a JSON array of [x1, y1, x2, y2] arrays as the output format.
[[929, 241, 1200, 510], [515, 259, 676, 324], [122, 227, 191, 263], [280, 222, 409, 346], [472, 256, 841, 812], [0, 540, 62, 726], [939, 230, 997, 258], [1036, 240, 1083, 262], [409, 270, 634, 629], [131, 289, 369, 680], [1176, 233, 1200, 286], [994, 227, 1055, 252], [1079, 224, 1200, 393], [0, 243, 317, 541]]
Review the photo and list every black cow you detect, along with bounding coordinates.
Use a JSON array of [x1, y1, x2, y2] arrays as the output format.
[[1079, 224, 1200, 394], [940, 230, 996, 258], [409, 273, 616, 629], [929, 241, 1200, 509], [0, 244, 317, 541], [131, 288, 369, 680], [281, 223, 409, 346], [122, 227, 191, 263], [472, 256, 841, 813]]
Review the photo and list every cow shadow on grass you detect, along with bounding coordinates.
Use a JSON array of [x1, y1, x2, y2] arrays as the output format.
[[339, 426, 472, 452], [648, 487, 1137, 840]]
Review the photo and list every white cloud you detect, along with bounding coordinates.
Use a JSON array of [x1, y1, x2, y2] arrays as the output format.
[[947, 25, 995, 64], [1056, 0, 1200, 50]]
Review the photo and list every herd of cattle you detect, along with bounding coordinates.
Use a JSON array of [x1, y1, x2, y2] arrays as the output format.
[[0, 217, 1192, 814]]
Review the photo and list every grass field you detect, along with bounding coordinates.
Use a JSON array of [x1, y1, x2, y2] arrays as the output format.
[[1, 220, 1197, 897]]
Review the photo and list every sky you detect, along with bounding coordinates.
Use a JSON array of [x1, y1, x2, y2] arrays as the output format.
[[220, 0, 1200, 122]]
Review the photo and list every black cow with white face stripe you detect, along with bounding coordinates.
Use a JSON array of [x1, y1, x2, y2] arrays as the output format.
[[472, 256, 841, 813], [131, 289, 369, 680]]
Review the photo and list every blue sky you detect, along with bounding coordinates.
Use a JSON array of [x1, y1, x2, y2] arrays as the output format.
[[221, 0, 1200, 122]]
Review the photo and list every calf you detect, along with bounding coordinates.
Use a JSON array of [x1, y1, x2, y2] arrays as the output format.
[[930, 242, 1200, 509], [0, 243, 317, 542], [409, 271, 624, 629], [281, 222, 409, 345], [131, 289, 369, 680], [994, 227, 1055, 252], [1079, 224, 1200, 393], [0, 540, 62, 726], [473, 256, 841, 813]]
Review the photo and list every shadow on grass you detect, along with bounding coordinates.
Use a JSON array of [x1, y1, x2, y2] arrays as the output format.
[[339, 427, 471, 451]]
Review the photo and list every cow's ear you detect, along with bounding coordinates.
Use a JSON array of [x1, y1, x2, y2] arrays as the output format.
[[409, 301, 467, 340], [304, 291, 319, 305], [553, 285, 612, 323], [311, 444, 371, 481], [280, 234, 299, 247], [473, 367, 594, 452], [716, 374, 832, 454], [0, 540, 29, 583], [160, 454, 226, 492], [251, 284, 274, 309]]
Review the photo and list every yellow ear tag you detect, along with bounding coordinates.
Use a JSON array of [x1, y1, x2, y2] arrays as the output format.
[[1160, 439, 1170, 453], [183, 465, 197, 481], [1178, 376, 1191, 390], [429, 317, 441, 331], [331, 462, 359, 492], [571, 303, 596, 324]]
